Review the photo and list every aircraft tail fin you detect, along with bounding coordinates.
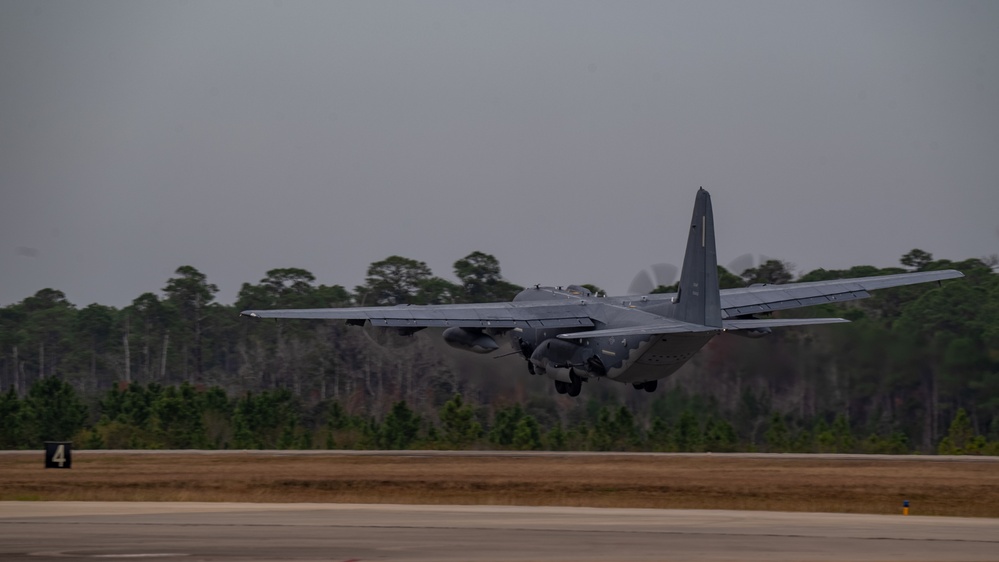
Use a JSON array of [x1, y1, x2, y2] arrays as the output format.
[[674, 188, 722, 328]]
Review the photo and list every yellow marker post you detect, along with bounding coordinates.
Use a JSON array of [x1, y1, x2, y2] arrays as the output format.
[[903, 500, 910, 516]]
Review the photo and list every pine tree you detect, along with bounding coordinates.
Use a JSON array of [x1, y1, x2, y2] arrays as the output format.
[[439, 394, 481, 448], [489, 405, 523, 447], [512, 415, 542, 450], [379, 401, 420, 449], [23, 377, 87, 443], [765, 413, 791, 452]]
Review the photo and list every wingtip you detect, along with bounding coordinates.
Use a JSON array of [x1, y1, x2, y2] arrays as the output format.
[[240, 311, 259, 318]]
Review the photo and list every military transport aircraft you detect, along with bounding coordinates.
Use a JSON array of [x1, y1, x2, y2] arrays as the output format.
[[242, 189, 963, 397]]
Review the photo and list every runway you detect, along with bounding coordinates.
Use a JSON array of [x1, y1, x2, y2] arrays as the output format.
[[2, 502, 998, 561]]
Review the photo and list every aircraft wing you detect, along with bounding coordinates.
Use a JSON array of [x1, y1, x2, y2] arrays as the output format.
[[241, 302, 595, 330], [718, 270, 963, 318]]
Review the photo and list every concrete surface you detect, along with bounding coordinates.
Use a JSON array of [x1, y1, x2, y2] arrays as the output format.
[[2, 502, 998, 561]]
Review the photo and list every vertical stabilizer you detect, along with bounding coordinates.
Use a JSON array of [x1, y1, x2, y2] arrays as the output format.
[[674, 188, 722, 328]]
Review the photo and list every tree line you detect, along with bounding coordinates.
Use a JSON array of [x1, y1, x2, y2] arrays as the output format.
[[1, 249, 997, 454], [3, 379, 996, 454]]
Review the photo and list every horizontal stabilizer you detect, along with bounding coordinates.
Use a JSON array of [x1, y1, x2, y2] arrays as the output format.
[[723, 318, 849, 330], [557, 320, 719, 339]]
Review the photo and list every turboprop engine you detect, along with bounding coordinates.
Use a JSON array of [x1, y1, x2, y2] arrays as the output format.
[[529, 338, 605, 382], [442, 327, 500, 354]]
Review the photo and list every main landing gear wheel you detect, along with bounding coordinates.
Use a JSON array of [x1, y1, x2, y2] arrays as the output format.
[[567, 370, 582, 397], [633, 380, 658, 393], [554, 371, 583, 397]]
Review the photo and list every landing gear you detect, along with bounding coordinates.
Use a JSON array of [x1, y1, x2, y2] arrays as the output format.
[[527, 361, 536, 375], [633, 380, 658, 393], [554, 370, 584, 397], [568, 370, 582, 397]]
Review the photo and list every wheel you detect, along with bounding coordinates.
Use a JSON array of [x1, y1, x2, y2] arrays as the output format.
[[527, 361, 536, 375], [632, 383, 644, 390], [554, 380, 568, 394], [643, 380, 658, 393], [568, 370, 582, 397]]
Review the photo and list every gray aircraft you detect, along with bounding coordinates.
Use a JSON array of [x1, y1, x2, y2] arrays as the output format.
[[242, 188, 963, 396]]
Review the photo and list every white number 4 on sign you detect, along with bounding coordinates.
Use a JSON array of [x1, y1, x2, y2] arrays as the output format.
[[52, 444, 66, 467], [45, 442, 72, 469]]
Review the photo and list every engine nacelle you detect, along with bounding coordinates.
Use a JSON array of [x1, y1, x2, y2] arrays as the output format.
[[442, 327, 499, 354], [529, 338, 600, 382], [728, 327, 772, 339]]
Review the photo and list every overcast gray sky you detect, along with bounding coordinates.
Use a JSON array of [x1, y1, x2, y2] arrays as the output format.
[[2, 1, 997, 307]]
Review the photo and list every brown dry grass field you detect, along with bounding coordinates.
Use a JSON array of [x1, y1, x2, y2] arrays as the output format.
[[2, 452, 998, 517]]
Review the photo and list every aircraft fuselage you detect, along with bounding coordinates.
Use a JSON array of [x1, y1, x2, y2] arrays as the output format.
[[509, 285, 718, 386]]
